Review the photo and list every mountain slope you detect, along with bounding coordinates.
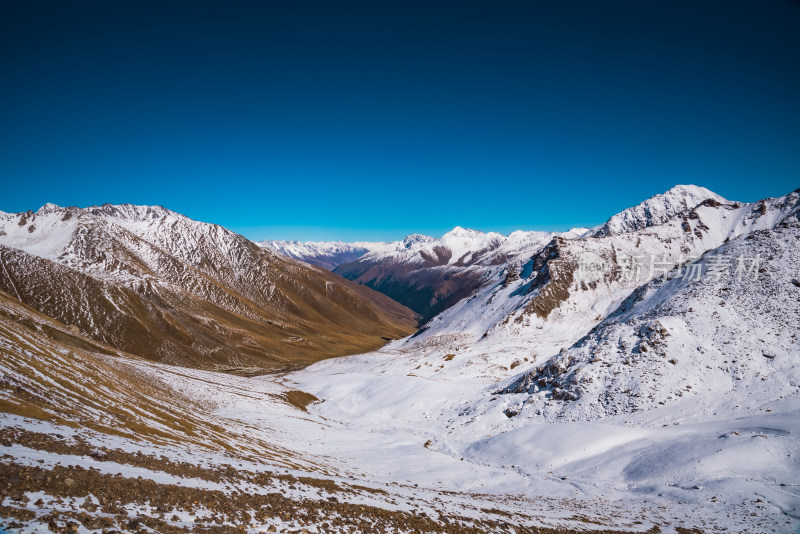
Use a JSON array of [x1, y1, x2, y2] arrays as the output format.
[[499, 217, 800, 422], [0, 204, 418, 371], [0, 288, 241, 449]]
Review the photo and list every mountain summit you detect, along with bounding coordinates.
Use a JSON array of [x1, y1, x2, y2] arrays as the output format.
[[593, 184, 726, 236]]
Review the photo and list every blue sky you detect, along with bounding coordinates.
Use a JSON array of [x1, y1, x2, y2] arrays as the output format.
[[1, 1, 798, 241]]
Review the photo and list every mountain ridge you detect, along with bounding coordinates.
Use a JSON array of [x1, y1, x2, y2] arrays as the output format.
[[592, 184, 727, 237], [0, 203, 419, 370]]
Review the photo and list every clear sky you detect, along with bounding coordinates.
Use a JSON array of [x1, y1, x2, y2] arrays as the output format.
[[2, 1, 798, 241]]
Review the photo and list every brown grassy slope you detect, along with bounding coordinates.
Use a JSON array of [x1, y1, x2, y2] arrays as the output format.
[[0, 290, 221, 446], [0, 241, 418, 371], [0, 290, 306, 459]]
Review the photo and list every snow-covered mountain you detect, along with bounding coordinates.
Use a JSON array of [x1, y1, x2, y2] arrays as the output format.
[[396, 186, 799, 358], [499, 213, 800, 421], [334, 226, 588, 321], [2, 186, 799, 533], [262, 185, 730, 323], [285, 185, 800, 532], [593, 184, 726, 236], [0, 203, 418, 370], [296, 184, 800, 426], [259, 239, 392, 270]]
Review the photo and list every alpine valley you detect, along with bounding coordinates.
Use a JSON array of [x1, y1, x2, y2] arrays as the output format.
[[1, 185, 799, 533]]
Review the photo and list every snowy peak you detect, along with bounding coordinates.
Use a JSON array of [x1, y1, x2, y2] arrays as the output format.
[[354, 227, 557, 269], [35, 202, 66, 216], [0, 206, 82, 261], [439, 228, 502, 260], [441, 226, 484, 239], [84, 203, 178, 222], [560, 227, 591, 239], [28, 202, 177, 222], [402, 233, 435, 248], [665, 184, 721, 198], [594, 185, 727, 237], [0, 203, 239, 268], [394, 185, 800, 372]]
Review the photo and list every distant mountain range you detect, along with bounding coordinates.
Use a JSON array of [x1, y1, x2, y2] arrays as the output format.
[[262, 226, 589, 321], [260, 240, 391, 271]]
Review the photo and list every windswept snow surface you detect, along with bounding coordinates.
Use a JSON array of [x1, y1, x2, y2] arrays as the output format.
[[288, 343, 799, 533]]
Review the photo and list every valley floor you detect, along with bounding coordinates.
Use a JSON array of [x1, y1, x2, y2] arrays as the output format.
[[2, 341, 798, 533]]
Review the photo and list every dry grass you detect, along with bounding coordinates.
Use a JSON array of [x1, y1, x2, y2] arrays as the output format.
[[281, 390, 320, 412], [0, 241, 419, 373], [0, 291, 301, 461]]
